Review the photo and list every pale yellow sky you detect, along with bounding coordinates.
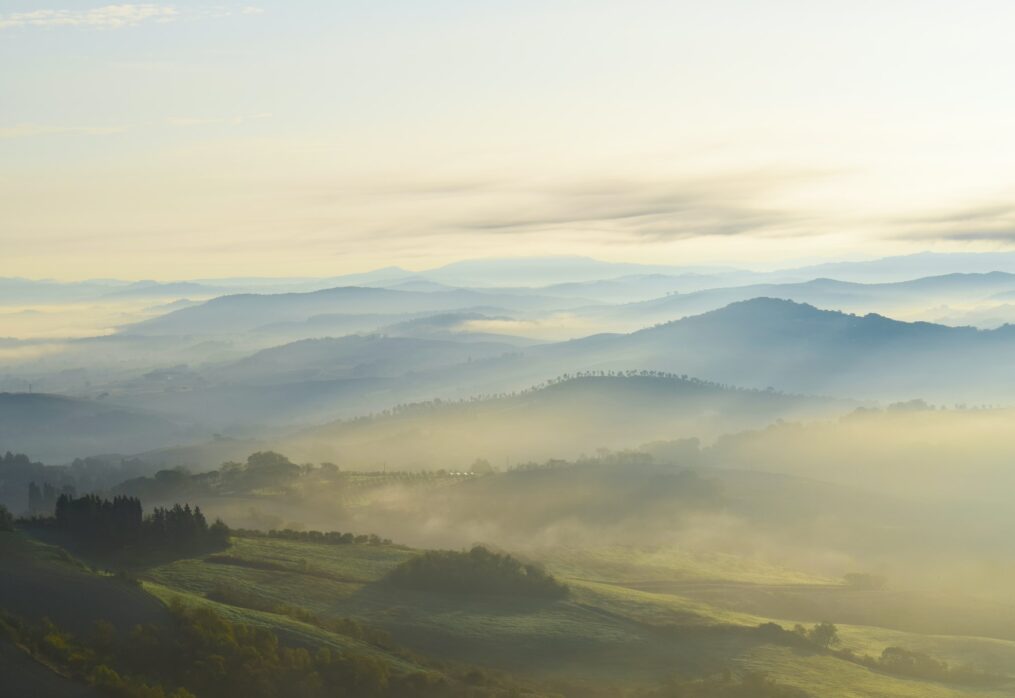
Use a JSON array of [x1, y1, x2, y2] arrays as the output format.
[[3, 1, 1015, 280]]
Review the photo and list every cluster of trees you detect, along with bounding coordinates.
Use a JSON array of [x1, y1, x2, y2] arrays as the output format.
[[146, 503, 229, 551], [2, 450, 42, 467], [754, 622, 840, 650], [216, 451, 303, 492], [235, 527, 393, 546], [853, 646, 1004, 687], [116, 452, 338, 502], [507, 449, 659, 473], [1, 452, 164, 517], [753, 622, 1003, 688], [112, 451, 514, 509], [55, 494, 143, 547], [791, 621, 840, 649], [387, 545, 568, 599], [0, 503, 13, 531], [50, 494, 228, 551], [1, 603, 550, 698], [0, 451, 71, 515]]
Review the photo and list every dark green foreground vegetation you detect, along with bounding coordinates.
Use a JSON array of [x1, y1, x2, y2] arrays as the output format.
[[0, 513, 825, 698], [0, 603, 816, 698], [0, 602, 551, 698], [5, 518, 1013, 697]]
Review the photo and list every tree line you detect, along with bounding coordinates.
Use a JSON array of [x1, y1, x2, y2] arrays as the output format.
[[234, 527, 394, 547], [754, 622, 1004, 687], [45, 493, 229, 552]]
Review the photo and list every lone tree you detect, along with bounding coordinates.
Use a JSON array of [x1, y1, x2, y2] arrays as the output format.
[[808, 621, 840, 649]]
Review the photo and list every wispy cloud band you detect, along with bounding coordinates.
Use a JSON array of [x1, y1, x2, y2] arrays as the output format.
[[896, 203, 1015, 243], [0, 4, 179, 30], [0, 4, 264, 30]]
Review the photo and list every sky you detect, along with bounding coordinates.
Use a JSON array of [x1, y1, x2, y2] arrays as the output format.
[[4, 0, 1015, 280]]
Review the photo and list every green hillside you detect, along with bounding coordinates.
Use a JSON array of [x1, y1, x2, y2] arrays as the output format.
[[139, 535, 1015, 696], [5, 522, 1014, 697]]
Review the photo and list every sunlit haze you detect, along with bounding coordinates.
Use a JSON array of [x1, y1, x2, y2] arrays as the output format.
[[5, 1, 1015, 279], [5, 5, 1015, 698]]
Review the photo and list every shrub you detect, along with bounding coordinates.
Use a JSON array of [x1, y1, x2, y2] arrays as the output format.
[[386, 546, 568, 598]]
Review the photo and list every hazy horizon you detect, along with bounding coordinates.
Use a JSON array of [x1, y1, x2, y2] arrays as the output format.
[[6, 5, 1015, 698]]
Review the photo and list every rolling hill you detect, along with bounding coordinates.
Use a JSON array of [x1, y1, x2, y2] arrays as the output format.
[[279, 374, 843, 469], [0, 393, 194, 463], [581, 272, 1015, 329], [207, 335, 522, 386], [527, 298, 1015, 401], [92, 299, 1015, 440], [125, 286, 595, 336]]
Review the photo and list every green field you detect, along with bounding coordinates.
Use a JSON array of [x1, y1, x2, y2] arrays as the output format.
[[142, 535, 1015, 695], [4, 528, 1014, 697]]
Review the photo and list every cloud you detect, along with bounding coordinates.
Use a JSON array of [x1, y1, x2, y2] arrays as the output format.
[[0, 123, 126, 139], [0, 4, 179, 30], [896, 202, 1015, 243], [420, 172, 819, 242], [0, 4, 265, 30], [941, 230, 1015, 242]]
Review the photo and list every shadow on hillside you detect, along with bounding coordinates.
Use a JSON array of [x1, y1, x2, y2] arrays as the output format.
[[16, 524, 227, 572], [0, 530, 171, 636], [342, 577, 818, 680]]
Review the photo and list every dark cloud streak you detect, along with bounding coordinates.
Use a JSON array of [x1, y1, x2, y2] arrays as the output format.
[[896, 201, 1015, 243]]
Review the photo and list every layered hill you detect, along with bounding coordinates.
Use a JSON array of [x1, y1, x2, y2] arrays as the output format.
[[0, 393, 193, 463], [580, 272, 1015, 329], [527, 298, 1015, 401], [280, 374, 842, 469], [125, 286, 592, 336]]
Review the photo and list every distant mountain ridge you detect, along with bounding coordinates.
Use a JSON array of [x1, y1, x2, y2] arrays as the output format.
[[68, 298, 1015, 445], [125, 285, 595, 336], [526, 298, 1015, 401], [209, 335, 520, 385], [577, 271, 1015, 329]]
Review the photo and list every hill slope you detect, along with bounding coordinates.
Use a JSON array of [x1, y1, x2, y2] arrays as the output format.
[[126, 285, 590, 336], [0, 393, 193, 463], [209, 335, 520, 385], [281, 374, 842, 468], [529, 298, 1015, 401], [582, 272, 1015, 329]]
